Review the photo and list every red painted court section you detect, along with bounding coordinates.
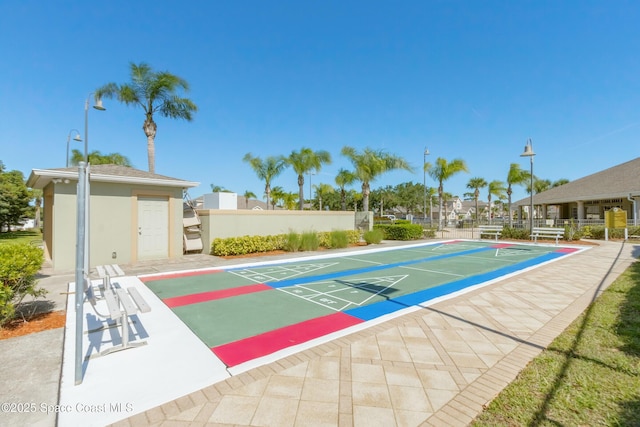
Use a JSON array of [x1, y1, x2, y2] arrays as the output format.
[[211, 312, 364, 367], [556, 247, 580, 253], [163, 283, 272, 308], [493, 243, 515, 248], [139, 269, 223, 283]]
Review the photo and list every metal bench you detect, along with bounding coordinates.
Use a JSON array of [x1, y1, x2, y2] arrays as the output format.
[[530, 227, 565, 245], [85, 276, 151, 358], [478, 225, 503, 241]]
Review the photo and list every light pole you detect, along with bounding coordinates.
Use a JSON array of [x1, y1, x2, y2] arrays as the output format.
[[84, 95, 106, 161], [74, 93, 105, 385], [423, 147, 429, 222], [308, 172, 315, 210], [66, 130, 82, 167], [520, 138, 535, 230]]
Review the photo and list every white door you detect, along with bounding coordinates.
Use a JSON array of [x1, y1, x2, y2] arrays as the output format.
[[137, 196, 169, 260]]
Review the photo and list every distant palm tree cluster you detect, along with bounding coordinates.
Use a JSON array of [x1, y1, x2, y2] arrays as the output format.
[[238, 148, 569, 228], [93, 63, 569, 221], [69, 149, 132, 167], [242, 146, 414, 213]]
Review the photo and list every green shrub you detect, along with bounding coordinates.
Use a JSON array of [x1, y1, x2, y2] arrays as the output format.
[[581, 226, 632, 240], [211, 234, 285, 256], [284, 232, 301, 252], [0, 244, 46, 327], [423, 227, 436, 238], [328, 230, 349, 249], [363, 229, 384, 244], [374, 223, 424, 240], [501, 227, 530, 240], [317, 230, 360, 247], [300, 231, 320, 251], [211, 229, 362, 256]]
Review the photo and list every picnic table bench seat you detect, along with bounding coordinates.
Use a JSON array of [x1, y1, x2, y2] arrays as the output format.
[[478, 225, 503, 241], [530, 227, 565, 245], [85, 275, 151, 358]]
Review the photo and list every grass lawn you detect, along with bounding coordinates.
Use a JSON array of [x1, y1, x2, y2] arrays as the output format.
[[0, 230, 42, 246], [471, 261, 640, 426]]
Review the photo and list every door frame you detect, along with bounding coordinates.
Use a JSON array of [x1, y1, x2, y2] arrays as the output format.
[[131, 190, 176, 263]]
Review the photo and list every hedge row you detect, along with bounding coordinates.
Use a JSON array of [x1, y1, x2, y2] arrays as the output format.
[[373, 223, 424, 240], [211, 230, 362, 256], [581, 225, 640, 240], [0, 243, 46, 327]]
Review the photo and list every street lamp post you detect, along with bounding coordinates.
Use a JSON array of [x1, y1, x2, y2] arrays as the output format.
[[84, 95, 106, 161], [520, 138, 535, 230], [308, 172, 315, 210], [74, 93, 106, 385], [66, 130, 82, 167], [423, 147, 429, 222]]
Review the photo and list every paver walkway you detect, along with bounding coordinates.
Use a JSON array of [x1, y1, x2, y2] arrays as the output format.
[[109, 240, 637, 427], [2, 240, 636, 427]]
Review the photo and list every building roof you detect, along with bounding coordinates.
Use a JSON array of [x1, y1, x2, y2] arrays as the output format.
[[514, 157, 640, 206], [27, 164, 199, 189]]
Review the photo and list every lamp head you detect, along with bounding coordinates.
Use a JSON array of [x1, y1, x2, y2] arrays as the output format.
[[73, 134, 82, 142], [93, 97, 106, 111], [520, 140, 535, 157], [424, 147, 430, 156]]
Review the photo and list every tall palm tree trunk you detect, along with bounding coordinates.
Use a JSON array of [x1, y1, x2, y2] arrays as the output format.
[[362, 182, 371, 213], [507, 187, 513, 227], [438, 183, 444, 230], [144, 118, 157, 173], [298, 175, 305, 210]]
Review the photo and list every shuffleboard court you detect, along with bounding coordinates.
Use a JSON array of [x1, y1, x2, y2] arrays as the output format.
[[141, 240, 585, 368]]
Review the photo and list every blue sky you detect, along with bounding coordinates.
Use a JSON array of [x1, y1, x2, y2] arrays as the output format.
[[1, 1, 639, 205]]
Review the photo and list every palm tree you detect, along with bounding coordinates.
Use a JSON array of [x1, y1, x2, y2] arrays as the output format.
[[210, 184, 230, 192], [270, 186, 286, 209], [95, 62, 198, 173], [530, 178, 551, 195], [281, 192, 298, 210], [428, 157, 468, 229], [340, 146, 413, 213], [466, 177, 487, 225], [552, 178, 570, 187], [335, 168, 356, 211], [487, 180, 506, 224], [242, 153, 288, 209], [70, 149, 133, 167], [243, 190, 257, 209], [442, 191, 454, 225], [313, 183, 334, 211], [287, 148, 332, 210], [506, 163, 530, 227]]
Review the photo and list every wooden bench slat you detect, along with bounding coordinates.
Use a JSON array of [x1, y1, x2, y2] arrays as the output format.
[[127, 287, 151, 313], [115, 288, 138, 315], [103, 289, 123, 319]]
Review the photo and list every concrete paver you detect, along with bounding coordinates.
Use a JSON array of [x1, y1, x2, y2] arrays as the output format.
[[1, 239, 637, 427]]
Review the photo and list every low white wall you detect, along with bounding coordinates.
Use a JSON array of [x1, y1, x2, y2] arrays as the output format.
[[198, 210, 372, 253]]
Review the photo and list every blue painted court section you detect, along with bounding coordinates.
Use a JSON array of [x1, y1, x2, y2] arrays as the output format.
[[264, 246, 493, 289], [345, 250, 567, 321]]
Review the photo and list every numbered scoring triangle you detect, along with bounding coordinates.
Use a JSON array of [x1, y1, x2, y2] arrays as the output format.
[[494, 247, 533, 257], [230, 262, 340, 282], [280, 274, 409, 311]]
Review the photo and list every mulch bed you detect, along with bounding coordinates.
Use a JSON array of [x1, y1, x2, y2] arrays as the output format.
[[0, 310, 66, 340]]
